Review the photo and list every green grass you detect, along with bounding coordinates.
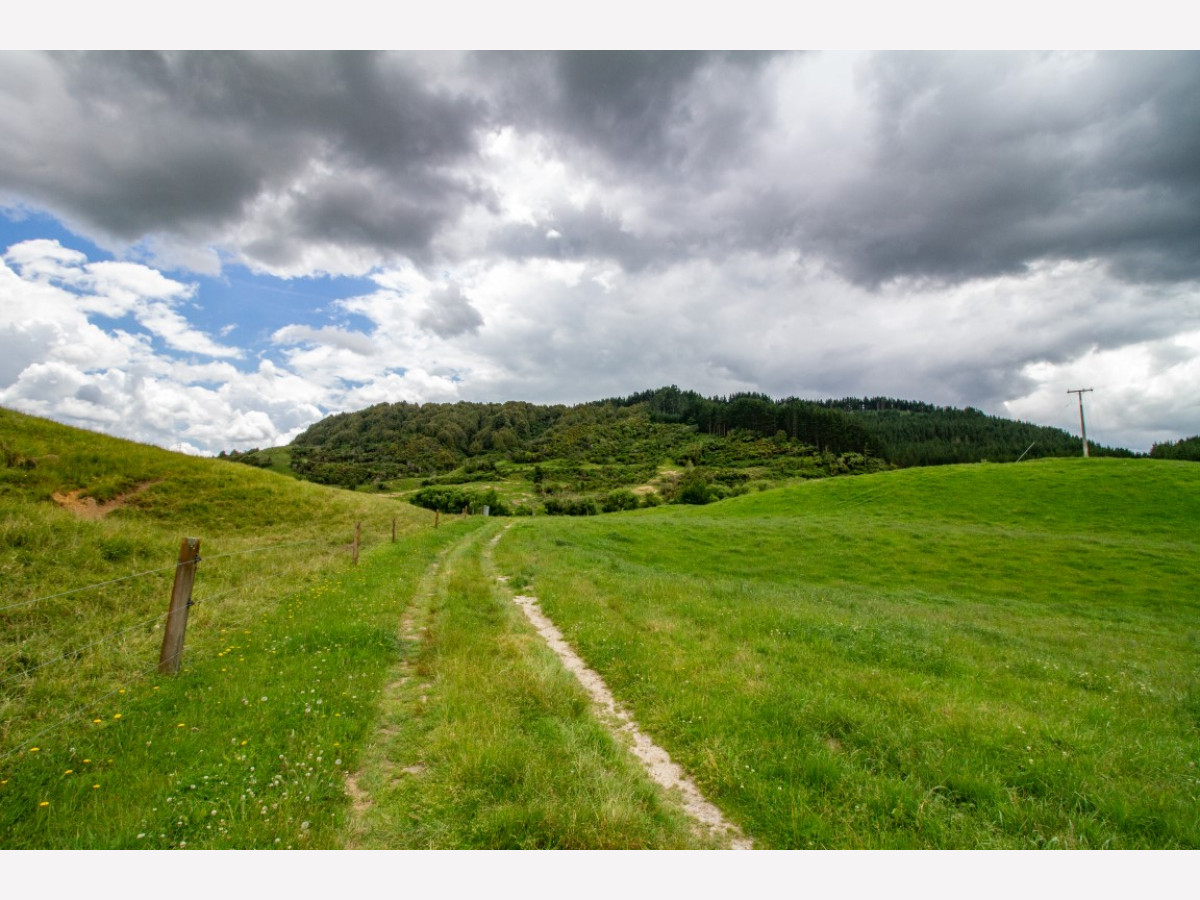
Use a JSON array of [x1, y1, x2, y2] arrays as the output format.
[[344, 524, 709, 849], [0, 407, 714, 849], [0, 524, 488, 848], [492, 459, 1200, 848], [7, 406, 1199, 849], [0, 408, 451, 847]]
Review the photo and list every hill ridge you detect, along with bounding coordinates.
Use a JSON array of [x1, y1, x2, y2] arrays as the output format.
[[233, 386, 1135, 498]]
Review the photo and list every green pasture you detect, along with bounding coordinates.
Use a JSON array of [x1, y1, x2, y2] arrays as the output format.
[[5, 406, 1198, 849], [0, 408, 705, 848], [492, 459, 1200, 848]]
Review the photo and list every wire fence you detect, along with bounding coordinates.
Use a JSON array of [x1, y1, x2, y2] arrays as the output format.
[[0, 524, 391, 765], [0, 563, 183, 615]]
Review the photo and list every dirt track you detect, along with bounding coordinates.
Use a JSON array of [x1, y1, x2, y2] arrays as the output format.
[[490, 528, 752, 850]]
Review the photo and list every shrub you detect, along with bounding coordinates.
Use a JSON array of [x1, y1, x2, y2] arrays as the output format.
[[543, 497, 599, 516], [602, 490, 640, 513], [409, 486, 510, 515], [678, 472, 712, 505]]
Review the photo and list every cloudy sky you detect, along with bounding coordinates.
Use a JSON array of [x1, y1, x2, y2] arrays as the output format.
[[1, 48, 1198, 455]]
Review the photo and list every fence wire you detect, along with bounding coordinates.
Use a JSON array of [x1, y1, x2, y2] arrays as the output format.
[[0, 563, 181, 615], [0, 529, 365, 763]]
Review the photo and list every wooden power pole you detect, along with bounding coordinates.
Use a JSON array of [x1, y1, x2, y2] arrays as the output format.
[[1067, 388, 1094, 458]]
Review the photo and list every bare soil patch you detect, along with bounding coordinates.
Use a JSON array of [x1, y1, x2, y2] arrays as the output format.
[[51, 481, 160, 520]]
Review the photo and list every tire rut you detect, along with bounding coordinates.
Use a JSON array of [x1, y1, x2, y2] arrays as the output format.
[[487, 526, 753, 850]]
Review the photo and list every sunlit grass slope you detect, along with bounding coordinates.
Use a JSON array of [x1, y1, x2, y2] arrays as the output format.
[[493, 458, 1200, 848], [0, 407, 449, 847], [346, 524, 708, 849]]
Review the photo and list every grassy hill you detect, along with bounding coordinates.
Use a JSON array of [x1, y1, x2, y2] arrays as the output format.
[[0, 407, 441, 847], [246, 387, 1134, 516], [4, 406, 1196, 848], [0, 408, 706, 849], [493, 458, 1200, 848]]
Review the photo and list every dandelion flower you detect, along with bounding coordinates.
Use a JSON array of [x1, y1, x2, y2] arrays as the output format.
[[92, 784, 100, 790], [39, 801, 49, 807], [64, 769, 73, 775], [93, 719, 102, 724], [113, 714, 122, 719], [29, 747, 39, 752]]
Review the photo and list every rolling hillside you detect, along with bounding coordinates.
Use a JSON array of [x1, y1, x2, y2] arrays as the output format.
[[493, 457, 1200, 848], [232, 388, 1135, 514], [3, 406, 1196, 849]]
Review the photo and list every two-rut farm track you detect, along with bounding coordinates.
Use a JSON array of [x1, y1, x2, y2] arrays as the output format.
[[346, 522, 751, 850]]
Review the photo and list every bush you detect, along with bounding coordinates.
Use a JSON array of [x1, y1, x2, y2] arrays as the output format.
[[409, 486, 510, 515], [602, 490, 640, 513], [678, 472, 712, 505], [543, 497, 599, 516]]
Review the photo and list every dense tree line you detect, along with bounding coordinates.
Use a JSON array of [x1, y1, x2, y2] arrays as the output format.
[[1150, 435, 1200, 461], [245, 386, 1138, 491], [838, 404, 1136, 467], [603, 386, 885, 456]]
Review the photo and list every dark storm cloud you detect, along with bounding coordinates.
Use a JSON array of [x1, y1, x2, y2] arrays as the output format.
[[3, 50, 1199, 290], [0, 51, 487, 267], [476, 50, 777, 176], [797, 52, 1200, 287], [470, 51, 1200, 289], [550, 51, 713, 169]]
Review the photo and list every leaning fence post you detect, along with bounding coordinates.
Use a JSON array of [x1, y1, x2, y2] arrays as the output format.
[[158, 537, 200, 675]]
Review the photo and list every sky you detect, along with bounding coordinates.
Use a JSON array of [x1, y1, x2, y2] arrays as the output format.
[[2, 43, 1198, 455]]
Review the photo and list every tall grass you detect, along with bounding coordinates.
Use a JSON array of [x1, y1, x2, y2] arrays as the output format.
[[345, 524, 711, 849], [1, 408, 447, 847], [1, 408, 713, 849], [492, 459, 1200, 848]]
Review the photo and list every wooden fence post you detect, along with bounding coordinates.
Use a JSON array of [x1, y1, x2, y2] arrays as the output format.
[[391, 516, 396, 543], [353, 521, 361, 565], [158, 537, 200, 675], [435, 509, 440, 529]]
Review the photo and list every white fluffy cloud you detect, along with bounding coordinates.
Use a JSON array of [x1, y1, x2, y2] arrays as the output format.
[[2, 52, 1199, 455], [3, 232, 1198, 455]]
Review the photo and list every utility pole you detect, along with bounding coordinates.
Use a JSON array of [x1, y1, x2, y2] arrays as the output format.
[[1067, 388, 1094, 458]]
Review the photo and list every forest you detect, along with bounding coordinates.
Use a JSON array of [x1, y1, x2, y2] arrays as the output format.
[[1149, 435, 1200, 461], [220, 387, 1140, 503]]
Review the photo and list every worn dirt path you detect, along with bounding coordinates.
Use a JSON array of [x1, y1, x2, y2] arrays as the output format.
[[488, 528, 752, 850]]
